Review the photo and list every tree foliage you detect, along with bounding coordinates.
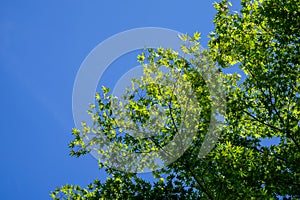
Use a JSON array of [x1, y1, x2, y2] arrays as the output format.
[[51, 0, 300, 199]]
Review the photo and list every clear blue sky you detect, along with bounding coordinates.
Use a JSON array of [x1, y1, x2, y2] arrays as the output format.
[[0, 0, 249, 199]]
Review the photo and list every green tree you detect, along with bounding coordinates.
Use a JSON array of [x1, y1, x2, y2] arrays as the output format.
[[51, 0, 300, 199]]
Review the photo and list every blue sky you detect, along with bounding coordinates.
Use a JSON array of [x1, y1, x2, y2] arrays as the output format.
[[0, 0, 248, 199]]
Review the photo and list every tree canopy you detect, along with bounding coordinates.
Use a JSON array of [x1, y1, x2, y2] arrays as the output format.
[[51, 0, 300, 199]]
